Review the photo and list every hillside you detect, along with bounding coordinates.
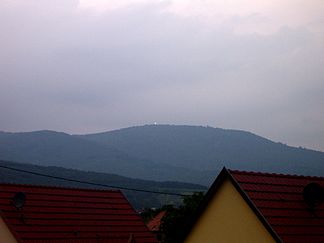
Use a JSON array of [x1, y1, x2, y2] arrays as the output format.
[[0, 130, 209, 184], [0, 160, 206, 209], [1, 125, 324, 186], [80, 125, 324, 177]]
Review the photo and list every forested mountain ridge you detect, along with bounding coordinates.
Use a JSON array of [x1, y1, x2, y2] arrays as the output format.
[[0, 129, 211, 184], [1, 125, 324, 186], [79, 125, 324, 176]]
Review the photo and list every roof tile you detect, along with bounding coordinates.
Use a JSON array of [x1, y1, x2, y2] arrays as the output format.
[[0, 183, 157, 243], [147, 211, 166, 232], [229, 170, 324, 243]]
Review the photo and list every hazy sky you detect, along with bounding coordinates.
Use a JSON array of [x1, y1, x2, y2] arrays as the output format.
[[1, 0, 324, 151]]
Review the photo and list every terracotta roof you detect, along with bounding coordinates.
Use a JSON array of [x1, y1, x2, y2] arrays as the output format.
[[182, 168, 324, 243], [147, 211, 166, 232], [229, 169, 324, 243], [0, 183, 157, 243]]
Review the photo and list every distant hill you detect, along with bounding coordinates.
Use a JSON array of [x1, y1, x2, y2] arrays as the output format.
[[1, 125, 324, 186], [79, 125, 324, 177], [0, 160, 206, 209], [0, 130, 209, 184]]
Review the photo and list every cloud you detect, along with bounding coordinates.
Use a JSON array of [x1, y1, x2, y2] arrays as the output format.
[[0, 0, 324, 150]]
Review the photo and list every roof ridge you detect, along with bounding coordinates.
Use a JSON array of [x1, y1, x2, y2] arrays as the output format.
[[228, 169, 324, 180]]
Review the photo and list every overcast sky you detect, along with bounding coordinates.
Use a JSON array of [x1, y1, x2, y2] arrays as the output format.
[[1, 0, 324, 151]]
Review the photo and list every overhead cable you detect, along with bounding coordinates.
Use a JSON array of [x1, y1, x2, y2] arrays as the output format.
[[0, 164, 192, 197]]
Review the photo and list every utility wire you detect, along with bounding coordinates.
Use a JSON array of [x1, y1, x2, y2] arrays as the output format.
[[0, 164, 189, 197]]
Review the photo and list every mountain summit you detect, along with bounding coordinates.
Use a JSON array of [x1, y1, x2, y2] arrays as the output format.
[[1, 125, 324, 185]]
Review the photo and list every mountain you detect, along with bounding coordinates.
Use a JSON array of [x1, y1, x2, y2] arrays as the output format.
[[0, 160, 206, 209], [0, 130, 211, 184], [1, 125, 324, 186], [79, 125, 324, 177]]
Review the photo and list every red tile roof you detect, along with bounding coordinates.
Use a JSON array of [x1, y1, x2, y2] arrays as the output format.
[[229, 170, 324, 243], [181, 168, 324, 243], [0, 184, 157, 243], [147, 211, 166, 232]]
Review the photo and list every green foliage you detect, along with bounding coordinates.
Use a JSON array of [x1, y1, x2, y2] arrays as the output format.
[[160, 192, 204, 243], [140, 207, 159, 223]]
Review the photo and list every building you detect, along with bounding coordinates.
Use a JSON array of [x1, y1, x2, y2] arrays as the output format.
[[0, 183, 157, 243], [146, 211, 166, 241], [182, 168, 324, 243], [147, 211, 166, 233]]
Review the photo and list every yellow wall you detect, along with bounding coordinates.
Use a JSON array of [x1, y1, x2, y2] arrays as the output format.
[[0, 216, 17, 243], [184, 178, 276, 243]]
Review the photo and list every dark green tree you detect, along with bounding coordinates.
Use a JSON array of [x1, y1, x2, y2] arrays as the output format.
[[160, 192, 204, 243]]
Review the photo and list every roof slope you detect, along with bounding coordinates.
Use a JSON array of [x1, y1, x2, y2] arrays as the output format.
[[0, 184, 157, 243], [147, 211, 166, 232], [230, 170, 324, 243]]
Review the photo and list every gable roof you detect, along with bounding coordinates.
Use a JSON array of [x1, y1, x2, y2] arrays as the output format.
[[0, 183, 157, 243], [182, 168, 324, 243], [230, 169, 324, 243]]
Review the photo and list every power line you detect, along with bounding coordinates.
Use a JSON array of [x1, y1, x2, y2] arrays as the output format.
[[0, 164, 189, 197]]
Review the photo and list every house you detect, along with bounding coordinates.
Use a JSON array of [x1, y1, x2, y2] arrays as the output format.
[[182, 168, 324, 243], [146, 211, 166, 241], [147, 211, 166, 232], [0, 183, 157, 243]]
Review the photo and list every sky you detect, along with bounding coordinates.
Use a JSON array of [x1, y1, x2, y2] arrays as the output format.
[[1, 0, 324, 151]]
